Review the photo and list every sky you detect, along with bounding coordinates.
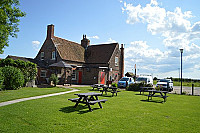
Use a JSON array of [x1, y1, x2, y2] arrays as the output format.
[[1, 0, 200, 79]]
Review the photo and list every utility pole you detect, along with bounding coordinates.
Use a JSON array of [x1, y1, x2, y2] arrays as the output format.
[[134, 64, 136, 82]]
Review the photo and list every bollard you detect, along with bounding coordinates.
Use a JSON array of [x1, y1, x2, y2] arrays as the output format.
[[192, 84, 194, 95]]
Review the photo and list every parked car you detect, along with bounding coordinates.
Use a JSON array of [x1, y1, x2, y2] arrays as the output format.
[[156, 79, 173, 92], [135, 75, 153, 86], [118, 77, 134, 88]]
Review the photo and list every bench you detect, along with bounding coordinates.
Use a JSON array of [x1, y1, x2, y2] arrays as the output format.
[[111, 91, 121, 96], [147, 95, 169, 102], [68, 98, 80, 102], [89, 99, 108, 105]]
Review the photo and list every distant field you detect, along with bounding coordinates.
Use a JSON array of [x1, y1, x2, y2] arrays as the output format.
[[153, 80, 200, 87]]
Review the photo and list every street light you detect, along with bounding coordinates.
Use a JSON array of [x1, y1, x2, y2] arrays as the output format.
[[180, 49, 183, 94]]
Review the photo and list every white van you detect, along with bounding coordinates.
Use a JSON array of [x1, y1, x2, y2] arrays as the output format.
[[156, 79, 173, 92], [135, 74, 153, 86]]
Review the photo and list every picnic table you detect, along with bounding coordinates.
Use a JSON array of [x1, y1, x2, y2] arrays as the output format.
[[140, 87, 154, 95], [68, 92, 107, 111], [146, 90, 169, 102], [91, 84, 106, 90], [100, 86, 121, 96]]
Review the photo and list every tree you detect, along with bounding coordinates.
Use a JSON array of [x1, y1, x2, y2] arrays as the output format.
[[49, 74, 59, 87], [0, 0, 26, 54]]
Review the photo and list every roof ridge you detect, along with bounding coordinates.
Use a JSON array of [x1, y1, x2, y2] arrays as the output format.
[[53, 36, 80, 45]]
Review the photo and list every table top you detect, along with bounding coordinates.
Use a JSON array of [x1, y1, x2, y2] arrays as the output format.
[[146, 90, 168, 93], [140, 87, 154, 89], [75, 92, 102, 96]]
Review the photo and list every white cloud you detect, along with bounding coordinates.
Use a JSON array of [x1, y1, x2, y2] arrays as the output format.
[[122, 0, 200, 78], [32, 41, 41, 52], [87, 36, 99, 39]]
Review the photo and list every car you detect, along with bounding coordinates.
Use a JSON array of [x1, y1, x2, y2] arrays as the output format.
[[135, 75, 153, 86], [118, 77, 134, 88], [156, 79, 173, 92]]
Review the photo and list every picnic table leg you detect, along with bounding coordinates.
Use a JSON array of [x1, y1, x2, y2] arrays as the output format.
[[95, 96, 103, 108], [74, 97, 83, 108], [85, 97, 93, 111]]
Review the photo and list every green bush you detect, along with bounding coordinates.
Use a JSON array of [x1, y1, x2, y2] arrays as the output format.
[[1, 66, 24, 90], [0, 68, 4, 89], [127, 82, 152, 91], [112, 82, 117, 87], [0, 58, 37, 86], [49, 74, 59, 87]]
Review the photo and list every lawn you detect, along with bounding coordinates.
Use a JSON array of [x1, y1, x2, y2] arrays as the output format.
[[0, 86, 200, 133], [0, 87, 70, 102]]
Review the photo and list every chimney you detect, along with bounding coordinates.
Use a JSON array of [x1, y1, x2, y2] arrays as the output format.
[[47, 24, 54, 39], [81, 34, 90, 49], [120, 44, 124, 78]]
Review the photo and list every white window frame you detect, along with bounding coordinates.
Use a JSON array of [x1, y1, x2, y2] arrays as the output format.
[[40, 70, 47, 77], [115, 56, 118, 66], [52, 51, 56, 60], [41, 52, 44, 60], [71, 70, 76, 80]]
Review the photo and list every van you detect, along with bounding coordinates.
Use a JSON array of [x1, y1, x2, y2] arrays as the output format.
[[135, 74, 153, 86], [156, 79, 173, 92]]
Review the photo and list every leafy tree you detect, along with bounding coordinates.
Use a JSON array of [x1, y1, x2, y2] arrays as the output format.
[[49, 74, 59, 87], [0, 0, 26, 53]]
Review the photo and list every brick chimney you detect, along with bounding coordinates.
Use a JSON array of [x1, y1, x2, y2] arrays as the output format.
[[47, 24, 54, 39], [120, 44, 124, 78], [81, 34, 90, 49]]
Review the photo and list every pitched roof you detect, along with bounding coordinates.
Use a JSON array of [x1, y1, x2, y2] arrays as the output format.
[[49, 61, 72, 68], [85, 43, 118, 64], [52, 37, 85, 63]]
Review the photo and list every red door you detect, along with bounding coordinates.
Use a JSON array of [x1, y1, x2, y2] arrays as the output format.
[[78, 71, 82, 84], [100, 72, 105, 84]]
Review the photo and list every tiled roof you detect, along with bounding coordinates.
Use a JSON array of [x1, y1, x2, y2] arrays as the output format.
[[49, 61, 72, 68], [85, 43, 118, 64], [52, 37, 85, 63]]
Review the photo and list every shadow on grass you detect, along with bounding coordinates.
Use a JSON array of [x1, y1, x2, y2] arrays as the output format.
[[59, 105, 100, 114], [140, 99, 164, 103]]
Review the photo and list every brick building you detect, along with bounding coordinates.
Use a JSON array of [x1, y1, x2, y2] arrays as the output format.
[[8, 24, 124, 85]]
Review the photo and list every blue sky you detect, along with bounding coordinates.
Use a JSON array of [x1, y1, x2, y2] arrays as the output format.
[[1, 0, 200, 79]]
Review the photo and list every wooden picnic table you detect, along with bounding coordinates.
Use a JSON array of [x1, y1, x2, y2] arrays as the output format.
[[100, 86, 121, 96], [140, 87, 154, 94], [91, 84, 106, 90], [146, 90, 169, 102], [68, 92, 107, 111]]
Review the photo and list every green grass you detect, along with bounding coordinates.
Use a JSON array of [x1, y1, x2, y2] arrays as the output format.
[[0, 87, 70, 102], [0, 87, 200, 133]]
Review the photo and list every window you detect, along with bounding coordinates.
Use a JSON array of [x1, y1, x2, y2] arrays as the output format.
[[115, 56, 118, 66], [40, 70, 46, 77], [52, 51, 56, 60], [71, 70, 76, 80], [41, 52, 44, 60]]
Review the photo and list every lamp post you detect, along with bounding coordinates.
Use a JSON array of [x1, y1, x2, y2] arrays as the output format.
[[180, 49, 183, 94]]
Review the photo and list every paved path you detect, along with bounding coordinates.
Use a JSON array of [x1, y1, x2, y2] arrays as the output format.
[[0, 87, 80, 107]]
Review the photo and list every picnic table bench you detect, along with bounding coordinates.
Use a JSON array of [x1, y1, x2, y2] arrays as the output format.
[[100, 86, 121, 96], [146, 90, 169, 102], [68, 92, 107, 112]]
